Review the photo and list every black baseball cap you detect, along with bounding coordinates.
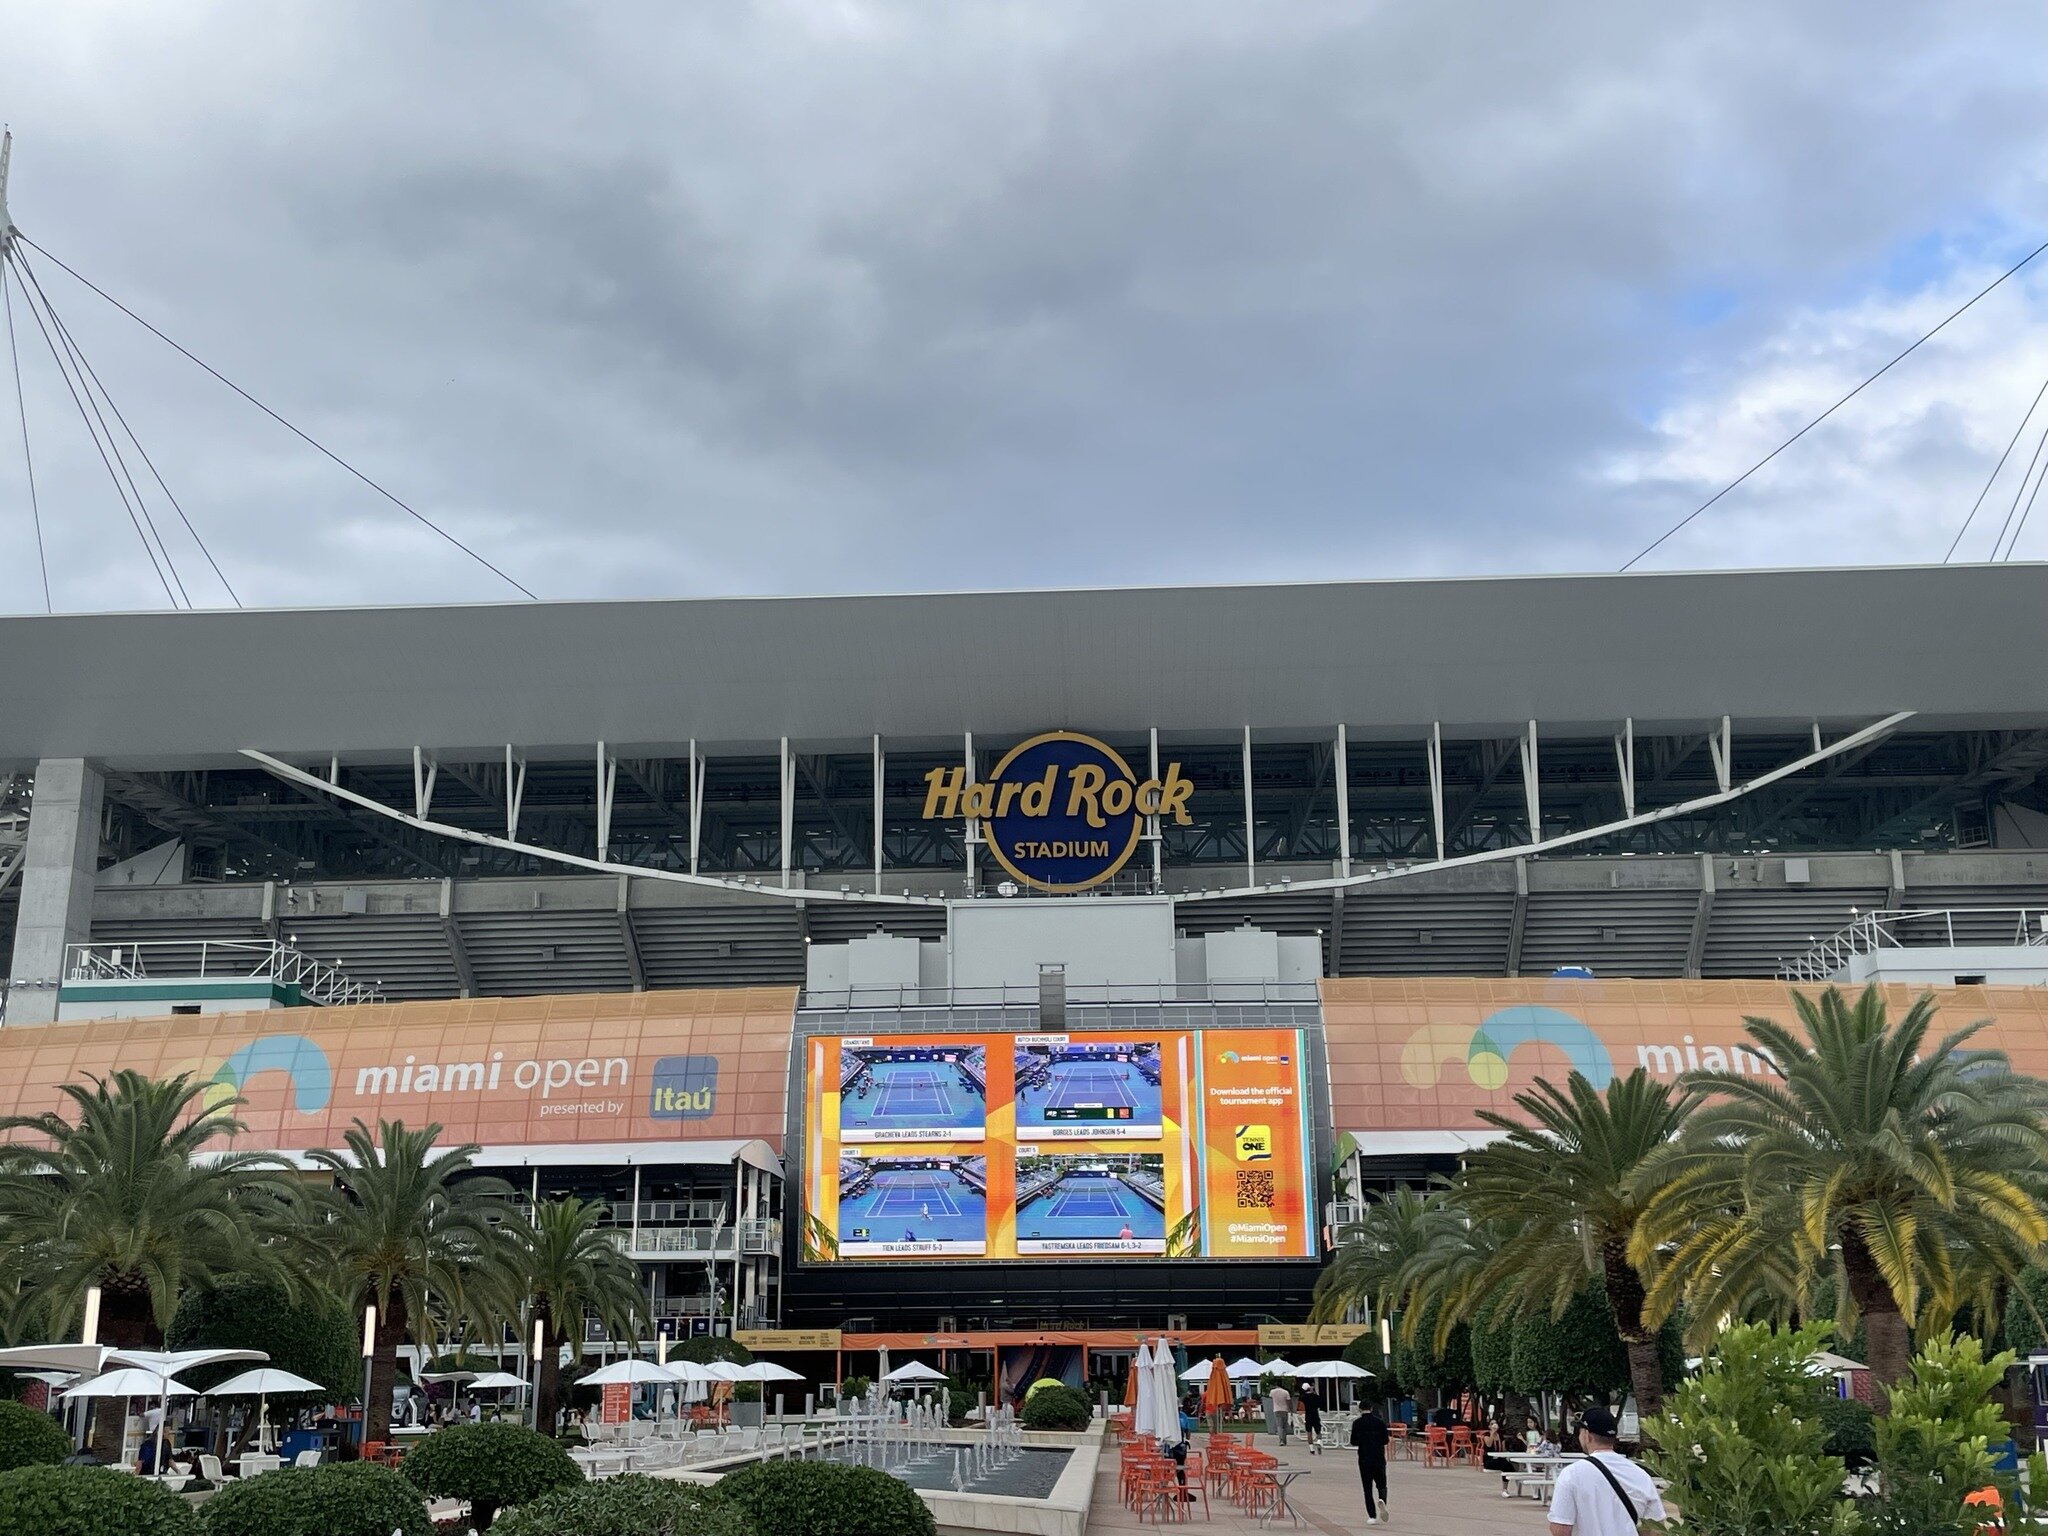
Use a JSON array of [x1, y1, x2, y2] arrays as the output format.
[[1580, 1406, 1619, 1438]]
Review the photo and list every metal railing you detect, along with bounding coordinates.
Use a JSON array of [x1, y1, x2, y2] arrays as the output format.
[[599, 1219, 782, 1259], [1778, 908, 2048, 982], [63, 938, 384, 1006], [801, 979, 1321, 1010]]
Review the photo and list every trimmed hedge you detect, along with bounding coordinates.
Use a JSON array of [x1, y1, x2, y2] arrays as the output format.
[[0, 1463, 199, 1536], [492, 1476, 756, 1536], [0, 1404, 70, 1472], [1020, 1383, 1090, 1431], [400, 1421, 583, 1528], [198, 1461, 430, 1536], [716, 1460, 934, 1536]]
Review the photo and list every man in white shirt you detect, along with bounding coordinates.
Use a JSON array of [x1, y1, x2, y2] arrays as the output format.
[[1267, 1383, 1291, 1445], [1548, 1407, 1664, 1536]]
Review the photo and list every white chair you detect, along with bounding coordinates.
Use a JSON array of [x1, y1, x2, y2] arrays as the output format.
[[198, 1455, 234, 1484], [292, 1449, 321, 1468]]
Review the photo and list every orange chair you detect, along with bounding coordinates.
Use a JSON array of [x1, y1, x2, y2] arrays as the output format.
[[1964, 1487, 2005, 1533], [1179, 1452, 1211, 1520], [1421, 1426, 1451, 1467], [1450, 1425, 1478, 1465]]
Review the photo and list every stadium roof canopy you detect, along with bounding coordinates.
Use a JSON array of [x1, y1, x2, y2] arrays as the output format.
[[4, 562, 2047, 771]]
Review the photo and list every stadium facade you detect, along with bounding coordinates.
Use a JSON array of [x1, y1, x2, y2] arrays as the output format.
[[4, 564, 2048, 1384]]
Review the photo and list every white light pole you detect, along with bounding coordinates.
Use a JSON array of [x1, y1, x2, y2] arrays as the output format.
[[360, 1303, 378, 1449], [530, 1317, 546, 1433]]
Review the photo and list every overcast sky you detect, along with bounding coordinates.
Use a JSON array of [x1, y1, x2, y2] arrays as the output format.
[[4, 2, 2048, 613]]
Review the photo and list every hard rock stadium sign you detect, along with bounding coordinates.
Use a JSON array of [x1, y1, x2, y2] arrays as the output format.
[[921, 731, 1193, 893]]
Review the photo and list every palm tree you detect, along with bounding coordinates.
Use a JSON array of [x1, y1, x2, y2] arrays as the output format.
[[1310, 1185, 1470, 1325], [305, 1119, 519, 1442], [0, 1071, 297, 1339], [1457, 1068, 1697, 1421], [1637, 986, 2048, 1403], [0, 1071, 298, 1453], [489, 1198, 648, 1433]]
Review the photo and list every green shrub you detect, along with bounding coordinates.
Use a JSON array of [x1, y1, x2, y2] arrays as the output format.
[[1642, 1321, 1855, 1536], [1020, 1383, 1090, 1431], [837, 1375, 872, 1403], [1859, 1333, 2014, 1536], [716, 1459, 933, 1536], [0, 1403, 70, 1472], [400, 1421, 583, 1529], [1812, 1392, 1876, 1466], [492, 1475, 756, 1536], [199, 1461, 430, 1536], [0, 1463, 199, 1536]]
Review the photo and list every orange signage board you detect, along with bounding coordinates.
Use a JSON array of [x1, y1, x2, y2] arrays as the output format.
[[600, 1383, 631, 1425], [1320, 976, 2048, 1132], [0, 988, 797, 1152]]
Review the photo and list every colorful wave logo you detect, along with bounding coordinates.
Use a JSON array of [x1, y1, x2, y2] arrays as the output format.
[[209, 1034, 333, 1115], [1400, 1006, 1613, 1091]]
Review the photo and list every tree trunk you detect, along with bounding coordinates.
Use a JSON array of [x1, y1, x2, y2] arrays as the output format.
[[1840, 1227, 1910, 1412], [365, 1288, 409, 1444], [89, 1279, 159, 1463], [1599, 1240, 1665, 1428], [535, 1312, 562, 1437]]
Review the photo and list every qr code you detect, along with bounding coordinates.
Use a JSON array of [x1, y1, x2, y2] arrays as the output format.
[[1235, 1169, 1275, 1209]]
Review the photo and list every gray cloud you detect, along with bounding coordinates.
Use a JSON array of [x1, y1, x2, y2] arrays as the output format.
[[4, 0, 2048, 614]]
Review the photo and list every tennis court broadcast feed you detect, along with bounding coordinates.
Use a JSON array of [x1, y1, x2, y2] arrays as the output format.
[[802, 1030, 1316, 1261]]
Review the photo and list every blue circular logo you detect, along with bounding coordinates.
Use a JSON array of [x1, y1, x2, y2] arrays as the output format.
[[983, 732, 1148, 893]]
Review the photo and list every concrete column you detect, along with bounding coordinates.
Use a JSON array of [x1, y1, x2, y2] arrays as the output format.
[[6, 759, 105, 1025]]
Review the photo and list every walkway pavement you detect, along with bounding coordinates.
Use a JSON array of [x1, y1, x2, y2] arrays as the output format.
[[1084, 1435, 1567, 1536]]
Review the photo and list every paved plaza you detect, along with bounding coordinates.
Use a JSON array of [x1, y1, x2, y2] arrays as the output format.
[[1085, 1434, 1572, 1536]]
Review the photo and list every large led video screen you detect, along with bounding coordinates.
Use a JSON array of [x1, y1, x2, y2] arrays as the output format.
[[801, 1028, 1315, 1262]]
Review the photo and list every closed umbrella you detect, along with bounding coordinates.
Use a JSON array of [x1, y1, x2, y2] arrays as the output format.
[[1201, 1356, 1232, 1432], [1132, 1340, 1159, 1440], [1122, 1357, 1140, 1416]]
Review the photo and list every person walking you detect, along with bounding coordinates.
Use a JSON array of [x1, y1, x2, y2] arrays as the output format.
[[1300, 1384, 1323, 1454], [1267, 1381, 1292, 1445], [1546, 1406, 1664, 1536], [1351, 1402, 1391, 1525]]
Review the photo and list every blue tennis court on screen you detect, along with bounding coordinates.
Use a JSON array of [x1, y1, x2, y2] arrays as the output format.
[[837, 1155, 988, 1256], [1015, 1153, 1167, 1254], [1013, 1038, 1163, 1139], [838, 1042, 987, 1142]]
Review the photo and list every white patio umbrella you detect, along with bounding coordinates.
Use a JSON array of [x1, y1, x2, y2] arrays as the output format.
[[1179, 1363, 1214, 1383], [1293, 1360, 1373, 1380], [882, 1362, 948, 1384], [578, 1359, 679, 1387], [65, 1367, 198, 1473], [1224, 1356, 1268, 1379], [1257, 1359, 1300, 1377], [467, 1371, 529, 1392], [206, 1368, 327, 1455], [735, 1361, 806, 1384]]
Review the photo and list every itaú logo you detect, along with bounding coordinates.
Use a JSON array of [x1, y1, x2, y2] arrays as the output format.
[[920, 731, 1195, 893]]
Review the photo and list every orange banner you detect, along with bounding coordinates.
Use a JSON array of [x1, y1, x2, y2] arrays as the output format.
[[1320, 976, 2048, 1133], [0, 988, 797, 1151], [1195, 1029, 1315, 1259]]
